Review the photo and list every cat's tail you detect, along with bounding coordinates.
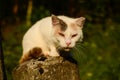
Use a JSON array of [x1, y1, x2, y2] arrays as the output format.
[[19, 47, 43, 64]]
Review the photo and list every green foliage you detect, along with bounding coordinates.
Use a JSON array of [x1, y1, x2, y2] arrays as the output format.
[[31, 6, 50, 24], [2, 24, 28, 80], [72, 22, 120, 80]]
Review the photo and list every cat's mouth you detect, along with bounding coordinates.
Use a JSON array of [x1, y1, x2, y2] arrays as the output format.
[[63, 47, 72, 51]]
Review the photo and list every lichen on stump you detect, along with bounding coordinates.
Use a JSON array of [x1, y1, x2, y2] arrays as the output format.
[[12, 56, 80, 80]]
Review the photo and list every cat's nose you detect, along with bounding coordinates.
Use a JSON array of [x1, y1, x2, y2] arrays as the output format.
[[66, 41, 71, 46]]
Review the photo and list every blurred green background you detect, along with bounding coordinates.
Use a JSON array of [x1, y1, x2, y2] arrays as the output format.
[[0, 0, 120, 80]]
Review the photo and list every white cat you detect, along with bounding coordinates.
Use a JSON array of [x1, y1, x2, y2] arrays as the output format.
[[19, 15, 85, 63]]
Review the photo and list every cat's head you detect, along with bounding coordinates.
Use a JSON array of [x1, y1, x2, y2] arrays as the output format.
[[51, 15, 85, 51]]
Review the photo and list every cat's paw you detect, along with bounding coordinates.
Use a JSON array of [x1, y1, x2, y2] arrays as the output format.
[[49, 52, 60, 57], [29, 47, 43, 58], [19, 47, 43, 64], [43, 51, 59, 57]]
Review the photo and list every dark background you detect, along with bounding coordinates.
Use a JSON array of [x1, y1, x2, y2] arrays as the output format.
[[0, 0, 120, 80]]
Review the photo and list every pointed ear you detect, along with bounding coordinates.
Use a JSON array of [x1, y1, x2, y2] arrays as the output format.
[[75, 17, 85, 28], [51, 15, 60, 26]]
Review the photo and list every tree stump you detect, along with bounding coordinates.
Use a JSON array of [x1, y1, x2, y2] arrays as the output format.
[[12, 56, 80, 80]]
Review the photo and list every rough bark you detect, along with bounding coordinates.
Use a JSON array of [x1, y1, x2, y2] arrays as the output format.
[[12, 56, 80, 80]]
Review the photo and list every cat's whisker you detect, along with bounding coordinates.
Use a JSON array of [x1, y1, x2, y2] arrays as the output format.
[[75, 46, 84, 55], [72, 45, 86, 60], [76, 42, 86, 49]]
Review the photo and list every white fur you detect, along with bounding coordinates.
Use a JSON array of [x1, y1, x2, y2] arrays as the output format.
[[22, 15, 84, 57]]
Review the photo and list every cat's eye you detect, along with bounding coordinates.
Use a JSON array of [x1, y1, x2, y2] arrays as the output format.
[[72, 34, 78, 38], [58, 33, 65, 37]]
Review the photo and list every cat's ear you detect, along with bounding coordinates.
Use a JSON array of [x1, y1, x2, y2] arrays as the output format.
[[51, 15, 67, 31], [75, 17, 85, 28], [51, 15, 60, 26]]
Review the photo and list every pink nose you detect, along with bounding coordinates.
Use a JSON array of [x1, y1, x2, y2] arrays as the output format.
[[66, 42, 71, 46]]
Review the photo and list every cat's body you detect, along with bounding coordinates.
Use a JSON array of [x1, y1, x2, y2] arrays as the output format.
[[19, 15, 85, 63]]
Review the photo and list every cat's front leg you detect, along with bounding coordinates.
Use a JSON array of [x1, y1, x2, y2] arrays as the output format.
[[49, 45, 60, 57]]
